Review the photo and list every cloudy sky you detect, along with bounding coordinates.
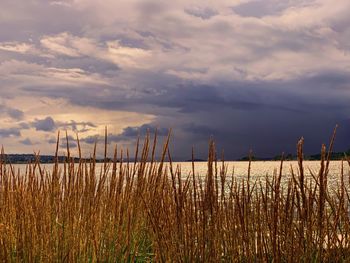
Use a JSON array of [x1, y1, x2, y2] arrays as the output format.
[[0, 0, 350, 159]]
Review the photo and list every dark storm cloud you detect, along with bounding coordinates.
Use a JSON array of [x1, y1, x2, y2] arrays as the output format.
[[17, 69, 350, 159], [182, 123, 220, 138], [121, 124, 169, 137], [179, 74, 350, 158], [29, 72, 345, 117], [20, 79, 303, 115]]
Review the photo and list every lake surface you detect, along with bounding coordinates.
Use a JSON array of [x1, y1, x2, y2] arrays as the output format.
[[173, 160, 350, 187], [11, 160, 350, 180]]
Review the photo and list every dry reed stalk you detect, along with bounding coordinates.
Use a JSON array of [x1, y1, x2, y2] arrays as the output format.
[[1, 127, 350, 261]]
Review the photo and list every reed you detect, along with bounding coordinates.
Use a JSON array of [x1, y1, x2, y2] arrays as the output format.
[[0, 128, 350, 262]]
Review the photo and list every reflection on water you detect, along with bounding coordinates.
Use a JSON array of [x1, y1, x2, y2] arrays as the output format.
[[173, 160, 350, 188], [12, 160, 350, 180], [173, 160, 349, 177]]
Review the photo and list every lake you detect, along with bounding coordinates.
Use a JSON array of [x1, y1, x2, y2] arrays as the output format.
[[11, 160, 350, 183]]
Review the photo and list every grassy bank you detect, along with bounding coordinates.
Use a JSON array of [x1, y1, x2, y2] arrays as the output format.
[[1, 128, 350, 262]]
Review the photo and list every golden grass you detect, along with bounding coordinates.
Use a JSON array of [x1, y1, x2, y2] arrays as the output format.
[[1, 127, 350, 262]]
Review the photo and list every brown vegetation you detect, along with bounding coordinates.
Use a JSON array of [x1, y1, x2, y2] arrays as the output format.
[[1, 127, 350, 262]]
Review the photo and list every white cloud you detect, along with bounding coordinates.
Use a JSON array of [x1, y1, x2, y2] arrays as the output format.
[[0, 42, 33, 54], [40, 32, 83, 57], [105, 40, 152, 68], [0, 59, 108, 88], [265, 0, 350, 29], [2, 1, 350, 82], [50, 1, 72, 7]]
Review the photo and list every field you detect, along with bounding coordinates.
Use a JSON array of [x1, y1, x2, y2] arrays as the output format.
[[1, 128, 350, 262]]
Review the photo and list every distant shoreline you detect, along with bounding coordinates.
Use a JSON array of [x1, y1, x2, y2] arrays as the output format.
[[2, 151, 349, 164]]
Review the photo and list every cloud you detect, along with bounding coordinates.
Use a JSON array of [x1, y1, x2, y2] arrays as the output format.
[[60, 141, 77, 149], [120, 124, 169, 137], [19, 122, 30, 129], [40, 32, 93, 57], [184, 6, 218, 19], [48, 136, 58, 144], [31, 117, 56, 132], [56, 120, 97, 132], [0, 104, 24, 120], [81, 124, 169, 144], [13, 69, 350, 159], [48, 134, 77, 149], [0, 41, 33, 54], [53, 56, 120, 75], [0, 0, 350, 158], [232, 0, 300, 18], [182, 123, 219, 138], [25, 116, 98, 133], [19, 138, 36, 146], [80, 135, 98, 145], [0, 128, 21, 138]]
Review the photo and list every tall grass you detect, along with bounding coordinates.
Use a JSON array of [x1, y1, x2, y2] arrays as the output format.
[[1, 128, 350, 261]]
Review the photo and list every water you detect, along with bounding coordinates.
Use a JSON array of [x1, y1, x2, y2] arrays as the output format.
[[173, 160, 349, 177], [11, 160, 350, 182], [171, 160, 350, 188]]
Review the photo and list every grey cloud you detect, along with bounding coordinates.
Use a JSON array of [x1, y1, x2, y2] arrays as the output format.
[[19, 122, 31, 129], [6, 108, 24, 120], [18, 70, 350, 158], [182, 123, 220, 138], [60, 141, 77, 149], [19, 138, 35, 145], [56, 120, 97, 133], [232, 0, 295, 18], [28, 117, 96, 133], [81, 124, 169, 145], [0, 104, 24, 120], [20, 69, 350, 105], [49, 134, 77, 148], [32, 117, 56, 132], [52, 57, 120, 75], [48, 137, 57, 144], [0, 128, 21, 138], [117, 37, 149, 50], [184, 6, 218, 20], [80, 135, 98, 145], [0, 1, 87, 42], [121, 124, 169, 137], [1, 1, 350, 159], [137, 1, 167, 17]]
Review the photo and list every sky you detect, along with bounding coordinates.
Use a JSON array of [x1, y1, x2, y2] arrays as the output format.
[[0, 0, 350, 160]]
